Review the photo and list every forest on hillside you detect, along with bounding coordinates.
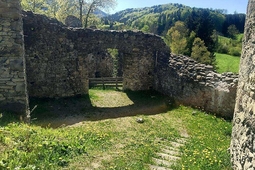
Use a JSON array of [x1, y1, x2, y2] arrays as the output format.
[[104, 4, 245, 37]]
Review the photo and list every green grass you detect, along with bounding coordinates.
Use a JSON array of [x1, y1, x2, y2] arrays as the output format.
[[0, 89, 232, 169], [217, 35, 242, 57], [216, 53, 240, 73], [172, 107, 232, 170], [0, 123, 113, 169], [236, 34, 244, 42], [216, 34, 242, 73]]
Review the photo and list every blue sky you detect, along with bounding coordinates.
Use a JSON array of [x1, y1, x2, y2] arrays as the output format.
[[111, 0, 248, 14]]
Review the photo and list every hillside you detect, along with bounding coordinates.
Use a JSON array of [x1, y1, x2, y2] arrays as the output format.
[[103, 3, 245, 36]]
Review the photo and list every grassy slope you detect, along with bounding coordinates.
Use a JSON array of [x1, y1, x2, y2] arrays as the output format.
[[216, 53, 240, 73], [173, 107, 232, 170], [211, 34, 242, 73], [0, 89, 232, 170]]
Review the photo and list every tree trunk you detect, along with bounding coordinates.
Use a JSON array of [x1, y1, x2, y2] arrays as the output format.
[[79, 0, 83, 25], [84, 2, 95, 28], [33, 0, 36, 12]]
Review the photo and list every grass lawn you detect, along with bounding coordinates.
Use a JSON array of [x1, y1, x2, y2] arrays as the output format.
[[216, 53, 240, 73], [0, 89, 232, 169]]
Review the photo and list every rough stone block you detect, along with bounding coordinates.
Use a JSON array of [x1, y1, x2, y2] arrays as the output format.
[[0, 85, 13, 89], [0, 0, 28, 114], [10, 58, 23, 72], [231, 1, 255, 168]]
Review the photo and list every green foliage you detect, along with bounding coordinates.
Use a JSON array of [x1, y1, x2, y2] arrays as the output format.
[[166, 20, 217, 66], [227, 25, 240, 39], [107, 48, 119, 77], [216, 35, 242, 57], [0, 123, 111, 169], [21, 0, 48, 14], [166, 21, 188, 54], [105, 4, 189, 34], [21, 0, 116, 28], [0, 90, 232, 169], [216, 53, 240, 73], [191, 38, 212, 65], [55, 0, 79, 23], [222, 14, 246, 36], [210, 11, 225, 32], [185, 31, 196, 56], [141, 25, 150, 33], [83, 0, 117, 28], [185, 9, 216, 54], [106, 3, 245, 38]]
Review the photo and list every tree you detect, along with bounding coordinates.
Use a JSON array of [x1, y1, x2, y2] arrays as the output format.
[[141, 25, 150, 33], [166, 21, 188, 55], [191, 38, 212, 65], [44, 0, 59, 18], [185, 9, 216, 53], [222, 14, 246, 36], [186, 31, 196, 56], [21, 0, 47, 14], [227, 24, 239, 39], [169, 30, 187, 55], [83, 0, 117, 28], [79, 0, 84, 24], [55, 0, 79, 23]]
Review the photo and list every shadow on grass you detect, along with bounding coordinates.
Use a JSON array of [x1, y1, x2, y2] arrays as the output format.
[[0, 111, 20, 127], [29, 89, 174, 128]]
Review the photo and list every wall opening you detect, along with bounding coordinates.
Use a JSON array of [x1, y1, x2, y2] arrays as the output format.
[[89, 48, 123, 89], [107, 48, 122, 78]]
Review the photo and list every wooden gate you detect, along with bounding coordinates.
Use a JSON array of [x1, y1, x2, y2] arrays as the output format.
[[89, 77, 123, 89]]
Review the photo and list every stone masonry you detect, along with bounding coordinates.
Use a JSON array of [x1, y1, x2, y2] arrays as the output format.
[[0, 0, 29, 114], [22, 11, 169, 97], [22, 10, 238, 118], [3, 0, 255, 168], [1, 1, 240, 119], [231, 0, 255, 169], [155, 54, 238, 119]]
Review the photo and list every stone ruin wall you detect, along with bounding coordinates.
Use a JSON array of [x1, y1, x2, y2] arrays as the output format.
[[22, 11, 169, 98], [0, 0, 29, 113], [23, 11, 238, 118], [4, 0, 255, 168], [23, 12, 88, 98], [1, 3, 238, 119], [231, 0, 255, 169], [155, 54, 238, 119], [86, 51, 114, 78]]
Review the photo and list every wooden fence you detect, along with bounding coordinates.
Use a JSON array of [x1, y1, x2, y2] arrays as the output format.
[[89, 77, 123, 89]]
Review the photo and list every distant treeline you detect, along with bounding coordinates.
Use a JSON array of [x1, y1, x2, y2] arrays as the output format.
[[104, 3, 245, 36]]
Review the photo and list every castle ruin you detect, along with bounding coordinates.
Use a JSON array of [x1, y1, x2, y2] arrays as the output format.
[[3, 1, 255, 168], [1, 2, 238, 119]]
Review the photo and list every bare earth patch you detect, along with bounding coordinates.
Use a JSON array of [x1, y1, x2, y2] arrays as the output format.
[[33, 89, 170, 128]]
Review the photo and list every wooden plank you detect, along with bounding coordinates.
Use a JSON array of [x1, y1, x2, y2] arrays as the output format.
[[89, 77, 123, 80], [89, 77, 123, 89]]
